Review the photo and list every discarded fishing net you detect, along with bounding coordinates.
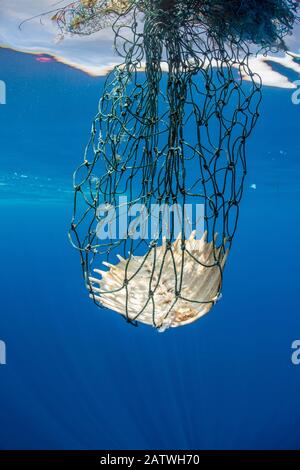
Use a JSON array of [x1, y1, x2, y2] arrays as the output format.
[[51, 0, 298, 330]]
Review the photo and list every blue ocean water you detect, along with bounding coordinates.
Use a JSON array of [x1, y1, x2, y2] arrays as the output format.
[[0, 48, 300, 450]]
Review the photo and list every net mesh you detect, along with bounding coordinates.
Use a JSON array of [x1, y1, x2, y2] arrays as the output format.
[[55, 0, 298, 329]]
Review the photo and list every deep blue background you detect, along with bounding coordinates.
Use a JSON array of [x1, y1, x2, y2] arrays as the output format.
[[0, 49, 300, 449]]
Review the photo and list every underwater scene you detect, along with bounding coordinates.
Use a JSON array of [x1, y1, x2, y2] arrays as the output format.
[[0, 0, 300, 451]]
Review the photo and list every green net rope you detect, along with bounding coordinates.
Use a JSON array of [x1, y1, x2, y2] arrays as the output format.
[[56, 0, 298, 329]]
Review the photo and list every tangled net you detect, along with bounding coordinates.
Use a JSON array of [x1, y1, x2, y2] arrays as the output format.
[[50, 0, 298, 330]]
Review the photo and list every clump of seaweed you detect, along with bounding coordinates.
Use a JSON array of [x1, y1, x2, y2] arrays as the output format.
[[50, 0, 298, 51]]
